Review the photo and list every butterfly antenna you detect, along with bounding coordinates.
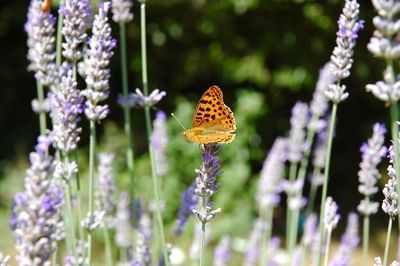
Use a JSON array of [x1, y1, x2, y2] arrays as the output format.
[[171, 113, 187, 130]]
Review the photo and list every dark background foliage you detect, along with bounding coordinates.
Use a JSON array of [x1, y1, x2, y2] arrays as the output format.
[[0, 0, 392, 231]]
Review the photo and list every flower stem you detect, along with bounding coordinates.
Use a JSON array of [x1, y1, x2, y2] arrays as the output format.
[[305, 167, 322, 216], [87, 120, 96, 266], [103, 226, 113, 266], [36, 80, 47, 135], [383, 218, 393, 266], [200, 196, 207, 266], [140, 3, 169, 265], [286, 162, 298, 250], [56, 1, 63, 67], [259, 206, 273, 266], [118, 22, 136, 208], [323, 230, 332, 266], [316, 102, 338, 266], [362, 212, 370, 266]]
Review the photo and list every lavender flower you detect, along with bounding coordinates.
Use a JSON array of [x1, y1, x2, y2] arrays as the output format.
[[81, 210, 105, 231], [115, 191, 133, 249], [366, 0, 400, 103], [112, 0, 134, 23], [301, 213, 318, 247], [213, 236, 231, 266], [31, 97, 52, 114], [25, 0, 57, 87], [64, 240, 88, 266], [326, 0, 363, 103], [329, 212, 360, 266], [374, 257, 400, 266], [243, 219, 263, 266], [118, 88, 167, 109], [357, 123, 387, 216], [312, 126, 329, 170], [96, 153, 116, 225], [135, 213, 152, 266], [256, 137, 287, 208], [10, 135, 64, 266], [324, 197, 340, 233], [61, 0, 92, 61], [382, 147, 399, 218], [288, 102, 309, 163], [151, 111, 168, 176], [282, 179, 307, 210], [82, 2, 116, 121], [308, 63, 335, 132], [193, 144, 223, 223], [49, 68, 83, 153], [0, 252, 10, 266], [175, 182, 198, 234], [265, 237, 282, 266]]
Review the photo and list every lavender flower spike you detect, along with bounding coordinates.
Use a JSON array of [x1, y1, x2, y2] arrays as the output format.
[[243, 218, 263, 266], [329, 212, 360, 266], [382, 147, 399, 218], [10, 135, 64, 266], [61, 0, 92, 61], [326, 0, 364, 103], [308, 63, 335, 132], [366, 0, 400, 103], [193, 144, 223, 223], [175, 182, 198, 234], [152, 111, 169, 176], [288, 102, 309, 164], [25, 0, 57, 87], [49, 68, 84, 153], [357, 123, 387, 216], [82, 2, 116, 121], [97, 153, 116, 226], [256, 137, 287, 208], [112, 0, 134, 23], [114, 191, 133, 249], [324, 196, 340, 233], [213, 236, 231, 266], [135, 213, 152, 266]]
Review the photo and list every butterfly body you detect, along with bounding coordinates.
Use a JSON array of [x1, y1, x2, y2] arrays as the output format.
[[183, 86, 236, 144]]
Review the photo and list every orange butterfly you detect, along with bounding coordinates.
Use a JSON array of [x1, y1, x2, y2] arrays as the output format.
[[41, 0, 51, 12], [183, 86, 236, 144]]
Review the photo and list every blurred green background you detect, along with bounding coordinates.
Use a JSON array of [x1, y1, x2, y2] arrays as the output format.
[[0, 0, 395, 263]]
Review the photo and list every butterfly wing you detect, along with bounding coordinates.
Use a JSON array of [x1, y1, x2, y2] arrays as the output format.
[[192, 85, 236, 131], [185, 132, 235, 144]]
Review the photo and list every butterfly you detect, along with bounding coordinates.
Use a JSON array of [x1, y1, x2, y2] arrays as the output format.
[[41, 0, 51, 12], [183, 85, 236, 144]]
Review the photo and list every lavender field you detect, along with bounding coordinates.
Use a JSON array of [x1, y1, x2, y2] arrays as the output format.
[[0, 0, 399, 265]]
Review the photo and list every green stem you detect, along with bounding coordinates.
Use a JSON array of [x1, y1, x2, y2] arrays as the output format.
[[56, 1, 63, 67], [362, 213, 370, 266], [36, 80, 47, 135], [316, 102, 338, 266], [390, 103, 400, 229], [103, 227, 113, 266], [87, 120, 96, 266], [200, 196, 207, 266], [289, 122, 318, 253], [286, 162, 298, 250], [119, 22, 136, 208], [383, 218, 393, 266], [140, 4, 169, 266], [259, 206, 273, 266], [305, 167, 322, 216], [323, 230, 332, 266], [65, 178, 77, 259]]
